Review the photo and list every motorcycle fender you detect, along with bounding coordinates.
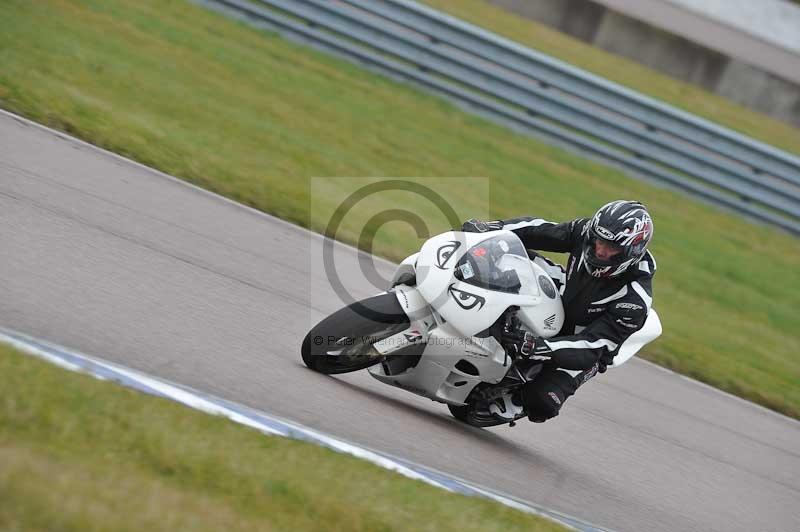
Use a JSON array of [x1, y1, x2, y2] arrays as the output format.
[[392, 284, 430, 322], [372, 286, 433, 356]]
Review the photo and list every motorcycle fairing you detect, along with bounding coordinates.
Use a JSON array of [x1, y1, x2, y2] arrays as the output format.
[[415, 231, 547, 338]]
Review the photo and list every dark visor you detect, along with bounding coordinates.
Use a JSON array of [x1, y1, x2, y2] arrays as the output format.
[[590, 234, 623, 252]]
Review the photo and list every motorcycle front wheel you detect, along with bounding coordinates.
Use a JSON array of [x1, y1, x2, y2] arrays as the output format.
[[301, 292, 410, 375]]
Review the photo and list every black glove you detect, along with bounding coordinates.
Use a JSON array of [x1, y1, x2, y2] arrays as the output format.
[[461, 218, 503, 233], [500, 317, 552, 361]]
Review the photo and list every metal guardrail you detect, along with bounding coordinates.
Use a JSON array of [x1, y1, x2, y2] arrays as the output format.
[[197, 0, 800, 235]]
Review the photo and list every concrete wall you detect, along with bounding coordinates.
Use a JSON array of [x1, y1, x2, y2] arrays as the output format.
[[487, 0, 800, 128]]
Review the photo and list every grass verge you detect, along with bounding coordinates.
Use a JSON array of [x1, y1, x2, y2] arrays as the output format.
[[0, 343, 565, 531], [0, 0, 798, 418], [422, 0, 800, 155]]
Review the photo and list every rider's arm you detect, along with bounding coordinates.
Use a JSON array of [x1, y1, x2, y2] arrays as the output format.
[[500, 217, 586, 253], [530, 280, 652, 370]]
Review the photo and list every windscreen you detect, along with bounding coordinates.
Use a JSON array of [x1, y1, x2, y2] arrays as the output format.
[[453, 234, 536, 294]]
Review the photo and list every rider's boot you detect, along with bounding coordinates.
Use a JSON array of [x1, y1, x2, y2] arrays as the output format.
[[488, 389, 524, 420]]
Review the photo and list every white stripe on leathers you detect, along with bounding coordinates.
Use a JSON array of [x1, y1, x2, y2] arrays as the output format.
[[631, 281, 653, 310], [591, 285, 628, 305], [544, 338, 618, 352], [503, 218, 555, 231]]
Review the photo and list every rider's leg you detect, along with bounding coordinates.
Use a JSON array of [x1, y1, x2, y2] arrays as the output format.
[[522, 363, 601, 422]]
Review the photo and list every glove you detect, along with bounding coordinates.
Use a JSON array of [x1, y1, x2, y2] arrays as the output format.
[[500, 317, 551, 361], [461, 218, 503, 233]]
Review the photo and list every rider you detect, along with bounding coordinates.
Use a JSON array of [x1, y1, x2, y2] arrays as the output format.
[[462, 200, 656, 423]]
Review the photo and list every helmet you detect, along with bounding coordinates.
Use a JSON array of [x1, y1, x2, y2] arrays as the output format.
[[582, 200, 653, 278]]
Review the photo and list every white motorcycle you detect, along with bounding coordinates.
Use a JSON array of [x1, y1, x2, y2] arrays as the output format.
[[302, 230, 661, 427]]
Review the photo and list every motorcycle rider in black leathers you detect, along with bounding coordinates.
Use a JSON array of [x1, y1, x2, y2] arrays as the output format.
[[462, 200, 656, 423]]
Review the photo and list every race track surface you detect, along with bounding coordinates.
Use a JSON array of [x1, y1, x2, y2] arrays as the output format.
[[1, 111, 798, 532]]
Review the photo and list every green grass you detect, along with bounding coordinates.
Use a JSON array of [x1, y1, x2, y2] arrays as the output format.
[[422, 0, 800, 156], [0, 0, 798, 418], [0, 344, 565, 531]]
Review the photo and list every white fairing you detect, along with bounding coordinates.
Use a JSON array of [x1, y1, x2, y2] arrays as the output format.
[[369, 322, 510, 405], [516, 262, 564, 337], [368, 230, 570, 405], [414, 231, 562, 338], [366, 230, 658, 405]]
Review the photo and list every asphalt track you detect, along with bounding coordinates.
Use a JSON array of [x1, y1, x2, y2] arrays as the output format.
[[1, 111, 799, 531]]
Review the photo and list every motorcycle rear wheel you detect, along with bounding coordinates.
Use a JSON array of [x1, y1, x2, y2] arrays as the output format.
[[301, 292, 410, 375], [447, 403, 512, 428], [448, 385, 526, 427]]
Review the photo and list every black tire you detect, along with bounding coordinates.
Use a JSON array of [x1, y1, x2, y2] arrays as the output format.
[[447, 403, 510, 428], [301, 293, 410, 375]]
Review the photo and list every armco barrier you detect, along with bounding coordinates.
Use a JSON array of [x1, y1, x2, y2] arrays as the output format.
[[197, 0, 800, 235]]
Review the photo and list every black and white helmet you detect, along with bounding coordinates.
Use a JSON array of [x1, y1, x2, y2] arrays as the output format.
[[582, 200, 654, 278]]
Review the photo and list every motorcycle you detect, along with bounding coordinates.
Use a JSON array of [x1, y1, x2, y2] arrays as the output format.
[[302, 230, 662, 427]]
